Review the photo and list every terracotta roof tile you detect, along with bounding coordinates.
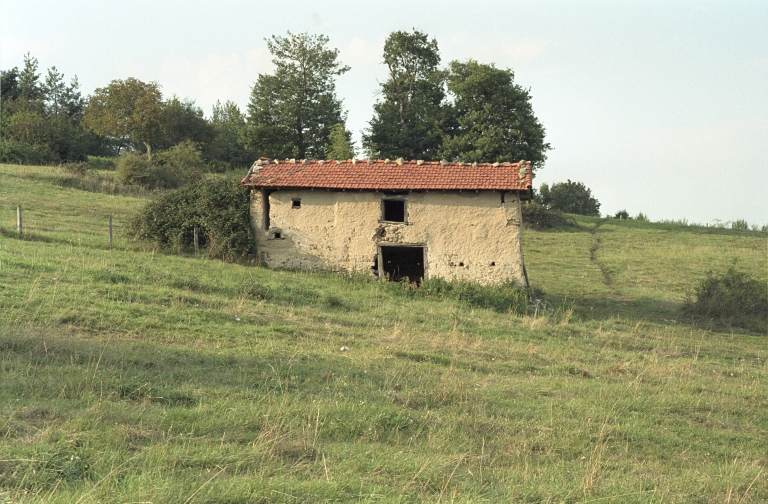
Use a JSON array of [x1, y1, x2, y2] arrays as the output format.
[[241, 158, 532, 191]]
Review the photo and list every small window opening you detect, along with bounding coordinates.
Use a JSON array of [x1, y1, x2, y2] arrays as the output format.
[[292, 198, 301, 209], [382, 199, 405, 222], [273, 232, 282, 239]]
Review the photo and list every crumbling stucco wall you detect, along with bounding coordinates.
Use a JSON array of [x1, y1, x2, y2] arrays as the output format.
[[250, 189, 527, 285]]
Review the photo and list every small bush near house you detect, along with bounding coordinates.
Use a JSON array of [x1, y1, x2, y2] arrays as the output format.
[[521, 201, 575, 230], [687, 264, 767, 333], [131, 178, 255, 261]]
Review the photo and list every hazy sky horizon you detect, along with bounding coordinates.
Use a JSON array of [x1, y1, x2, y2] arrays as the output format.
[[3, 1, 767, 225]]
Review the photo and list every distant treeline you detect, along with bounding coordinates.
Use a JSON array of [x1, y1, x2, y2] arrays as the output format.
[[1, 29, 550, 173]]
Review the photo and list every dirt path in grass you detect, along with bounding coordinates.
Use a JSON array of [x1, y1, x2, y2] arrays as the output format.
[[588, 220, 614, 287]]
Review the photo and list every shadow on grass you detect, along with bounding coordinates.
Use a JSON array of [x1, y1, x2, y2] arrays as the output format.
[[0, 226, 57, 244], [556, 293, 767, 335]]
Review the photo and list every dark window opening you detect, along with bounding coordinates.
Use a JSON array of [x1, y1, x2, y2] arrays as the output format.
[[273, 232, 281, 239], [380, 246, 424, 284], [263, 191, 271, 229], [382, 199, 406, 222], [292, 198, 301, 209]]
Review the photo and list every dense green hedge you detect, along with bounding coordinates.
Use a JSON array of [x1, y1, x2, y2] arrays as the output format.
[[131, 178, 255, 261]]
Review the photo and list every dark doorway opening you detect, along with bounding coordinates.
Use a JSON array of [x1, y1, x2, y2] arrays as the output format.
[[380, 246, 425, 284]]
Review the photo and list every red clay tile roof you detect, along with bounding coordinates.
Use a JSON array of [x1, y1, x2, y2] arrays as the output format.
[[241, 158, 532, 191]]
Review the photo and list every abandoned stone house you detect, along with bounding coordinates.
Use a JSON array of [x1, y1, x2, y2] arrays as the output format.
[[241, 157, 533, 285]]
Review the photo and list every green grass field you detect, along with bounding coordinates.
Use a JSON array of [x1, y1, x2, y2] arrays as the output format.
[[1, 164, 766, 503]]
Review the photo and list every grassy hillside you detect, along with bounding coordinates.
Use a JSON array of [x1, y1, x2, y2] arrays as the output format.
[[1, 164, 766, 503]]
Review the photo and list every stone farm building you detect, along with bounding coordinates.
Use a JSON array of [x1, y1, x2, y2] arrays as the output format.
[[241, 158, 533, 285]]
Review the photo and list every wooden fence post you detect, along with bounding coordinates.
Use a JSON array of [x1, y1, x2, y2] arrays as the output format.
[[17, 206, 22, 235], [109, 215, 113, 246], [194, 224, 199, 253]]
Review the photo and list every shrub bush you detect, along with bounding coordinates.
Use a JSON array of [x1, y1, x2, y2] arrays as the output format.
[[731, 219, 749, 231], [537, 180, 601, 216], [0, 137, 58, 165], [116, 152, 155, 186], [116, 142, 206, 189], [62, 161, 93, 177], [131, 178, 255, 261], [687, 264, 767, 333], [154, 141, 205, 181], [521, 201, 575, 230], [87, 156, 116, 170], [614, 209, 630, 220]]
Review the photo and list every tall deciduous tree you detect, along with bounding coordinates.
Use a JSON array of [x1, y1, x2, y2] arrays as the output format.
[[83, 78, 163, 159], [159, 96, 213, 150], [208, 100, 254, 169], [364, 30, 449, 160], [439, 60, 550, 170], [246, 32, 350, 159]]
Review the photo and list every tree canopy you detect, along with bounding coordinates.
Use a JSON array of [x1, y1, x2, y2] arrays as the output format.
[[246, 32, 350, 159], [439, 60, 550, 169], [3, 33, 552, 175], [159, 96, 214, 151], [537, 180, 601, 216], [364, 30, 448, 160], [82, 78, 164, 159], [364, 31, 550, 170], [324, 123, 356, 160], [0, 54, 97, 164], [207, 100, 254, 170]]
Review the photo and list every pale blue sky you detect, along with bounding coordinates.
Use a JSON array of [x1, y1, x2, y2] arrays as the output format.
[[2, 0, 766, 225]]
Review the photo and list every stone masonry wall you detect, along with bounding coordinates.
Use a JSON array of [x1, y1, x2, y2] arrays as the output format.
[[250, 189, 526, 285]]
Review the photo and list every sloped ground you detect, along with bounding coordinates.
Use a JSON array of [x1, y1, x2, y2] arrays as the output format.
[[1, 164, 766, 503]]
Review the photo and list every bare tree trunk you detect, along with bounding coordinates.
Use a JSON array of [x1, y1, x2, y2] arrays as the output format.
[[144, 142, 153, 161]]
